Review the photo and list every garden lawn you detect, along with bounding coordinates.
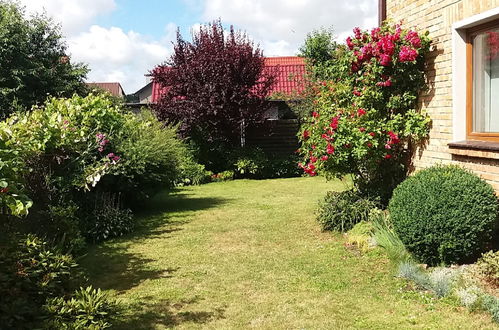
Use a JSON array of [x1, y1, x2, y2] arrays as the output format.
[[82, 177, 498, 329]]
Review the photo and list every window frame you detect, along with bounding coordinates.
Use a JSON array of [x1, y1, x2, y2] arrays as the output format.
[[466, 20, 499, 142]]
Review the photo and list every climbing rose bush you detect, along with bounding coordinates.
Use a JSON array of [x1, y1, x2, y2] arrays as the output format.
[[298, 23, 431, 204]]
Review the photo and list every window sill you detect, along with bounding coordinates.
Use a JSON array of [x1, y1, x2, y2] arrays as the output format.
[[448, 140, 499, 159]]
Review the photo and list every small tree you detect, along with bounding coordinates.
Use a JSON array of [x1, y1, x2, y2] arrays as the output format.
[[152, 20, 276, 171], [298, 27, 337, 81], [0, 1, 88, 118]]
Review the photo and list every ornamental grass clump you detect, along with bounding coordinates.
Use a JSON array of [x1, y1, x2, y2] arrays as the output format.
[[316, 190, 377, 232], [298, 23, 431, 205], [389, 165, 499, 266]]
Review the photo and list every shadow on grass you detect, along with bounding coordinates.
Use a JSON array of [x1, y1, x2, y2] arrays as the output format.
[[113, 296, 225, 329], [81, 189, 229, 293]]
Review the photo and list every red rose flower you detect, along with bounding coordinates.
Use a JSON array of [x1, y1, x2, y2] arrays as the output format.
[[359, 127, 366, 132], [303, 130, 310, 139], [357, 108, 367, 116], [326, 143, 335, 154], [369, 132, 375, 137], [321, 155, 329, 161]]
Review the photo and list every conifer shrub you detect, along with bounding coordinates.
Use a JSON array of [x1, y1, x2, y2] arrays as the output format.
[[389, 165, 499, 265]]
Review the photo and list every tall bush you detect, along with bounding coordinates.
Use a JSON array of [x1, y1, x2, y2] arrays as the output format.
[[298, 23, 431, 204]]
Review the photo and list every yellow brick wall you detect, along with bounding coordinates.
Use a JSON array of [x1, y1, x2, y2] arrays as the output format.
[[387, 0, 499, 191]]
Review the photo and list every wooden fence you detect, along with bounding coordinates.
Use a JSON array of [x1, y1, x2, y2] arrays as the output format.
[[245, 119, 300, 156]]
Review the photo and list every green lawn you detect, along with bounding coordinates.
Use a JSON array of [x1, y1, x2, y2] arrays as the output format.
[[82, 177, 497, 329]]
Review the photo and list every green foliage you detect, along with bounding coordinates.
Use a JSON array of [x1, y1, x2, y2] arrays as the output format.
[[298, 23, 432, 205], [84, 193, 133, 242], [476, 250, 499, 285], [113, 109, 196, 201], [1, 95, 202, 248], [211, 170, 235, 182], [482, 295, 499, 323], [43, 286, 116, 329], [2, 93, 128, 193], [36, 202, 86, 253], [371, 210, 411, 263], [389, 165, 499, 265], [0, 1, 88, 118], [345, 221, 374, 252], [316, 189, 377, 232], [0, 127, 32, 215], [427, 268, 459, 298], [298, 27, 337, 80], [0, 234, 80, 328], [232, 147, 301, 179]]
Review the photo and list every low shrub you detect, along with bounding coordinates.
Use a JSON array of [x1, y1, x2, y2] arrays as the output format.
[[83, 193, 134, 242], [427, 267, 459, 298], [345, 221, 374, 252], [482, 295, 499, 323], [455, 286, 482, 310], [397, 261, 431, 290], [232, 148, 301, 179], [0, 234, 80, 328], [212, 170, 235, 182], [476, 250, 499, 285], [317, 189, 377, 232], [389, 165, 499, 265], [43, 286, 116, 329]]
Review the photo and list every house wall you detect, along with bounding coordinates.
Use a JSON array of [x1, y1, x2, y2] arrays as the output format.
[[387, 0, 499, 191]]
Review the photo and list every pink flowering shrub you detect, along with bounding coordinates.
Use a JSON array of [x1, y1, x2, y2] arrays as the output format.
[[299, 23, 431, 204]]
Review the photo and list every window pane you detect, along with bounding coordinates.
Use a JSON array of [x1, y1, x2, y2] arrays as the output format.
[[473, 29, 499, 133]]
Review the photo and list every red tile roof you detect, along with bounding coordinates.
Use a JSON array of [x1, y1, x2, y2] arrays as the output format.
[[151, 56, 306, 103], [87, 82, 125, 97], [264, 56, 306, 97]]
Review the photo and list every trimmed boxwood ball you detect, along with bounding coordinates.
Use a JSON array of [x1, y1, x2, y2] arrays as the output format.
[[388, 165, 498, 265]]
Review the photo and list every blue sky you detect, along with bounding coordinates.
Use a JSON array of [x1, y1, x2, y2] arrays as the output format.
[[94, 0, 202, 40], [20, 0, 378, 93]]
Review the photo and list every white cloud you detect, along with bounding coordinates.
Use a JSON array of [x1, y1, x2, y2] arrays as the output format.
[[17, 0, 379, 93], [19, 0, 175, 93], [202, 0, 378, 56], [68, 25, 173, 93], [19, 0, 116, 35]]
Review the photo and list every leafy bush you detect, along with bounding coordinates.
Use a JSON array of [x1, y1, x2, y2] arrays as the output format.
[[316, 189, 378, 232], [43, 286, 116, 329], [1, 95, 203, 246], [112, 109, 198, 202], [476, 250, 499, 285], [0, 234, 80, 328], [84, 193, 133, 242], [298, 23, 431, 205], [389, 165, 499, 265]]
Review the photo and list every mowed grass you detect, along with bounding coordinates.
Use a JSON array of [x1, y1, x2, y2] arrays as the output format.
[[82, 177, 498, 329]]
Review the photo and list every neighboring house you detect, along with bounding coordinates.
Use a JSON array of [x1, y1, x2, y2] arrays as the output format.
[[382, 1, 499, 191], [262, 56, 306, 120], [87, 82, 126, 98]]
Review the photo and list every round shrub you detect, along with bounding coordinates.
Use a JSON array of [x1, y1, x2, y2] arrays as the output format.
[[389, 165, 498, 265], [317, 189, 378, 232]]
